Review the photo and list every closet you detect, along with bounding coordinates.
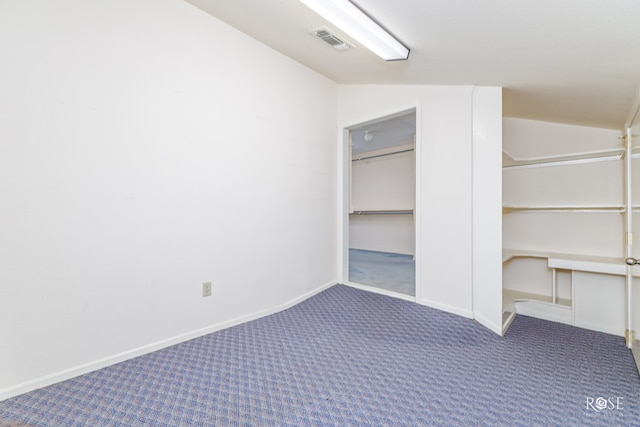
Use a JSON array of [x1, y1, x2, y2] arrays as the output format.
[[502, 118, 640, 338], [348, 111, 416, 297]]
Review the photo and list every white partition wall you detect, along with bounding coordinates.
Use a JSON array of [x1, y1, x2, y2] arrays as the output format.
[[471, 87, 503, 334], [419, 87, 474, 317]]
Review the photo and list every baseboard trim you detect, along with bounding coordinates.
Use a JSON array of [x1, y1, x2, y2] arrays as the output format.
[[0, 280, 337, 402], [343, 281, 416, 302], [474, 312, 503, 336], [573, 320, 625, 338], [514, 300, 572, 326], [418, 298, 474, 319], [501, 311, 517, 335]]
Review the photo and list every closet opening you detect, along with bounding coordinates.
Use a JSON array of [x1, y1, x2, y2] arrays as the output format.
[[345, 109, 417, 297]]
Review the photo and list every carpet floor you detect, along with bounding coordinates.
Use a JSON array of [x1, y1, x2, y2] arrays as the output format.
[[349, 249, 415, 296], [1, 284, 639, 426]]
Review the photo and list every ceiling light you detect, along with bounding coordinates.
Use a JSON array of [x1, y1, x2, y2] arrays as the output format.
[[363, 131, 373, 142], [299, 0, 410, 61]]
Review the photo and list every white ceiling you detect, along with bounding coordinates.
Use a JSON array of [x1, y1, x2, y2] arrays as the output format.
[[185, 0, 640, 130]]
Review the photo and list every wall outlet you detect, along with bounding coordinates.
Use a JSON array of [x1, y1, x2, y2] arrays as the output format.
[[202, 282, 212, 297]]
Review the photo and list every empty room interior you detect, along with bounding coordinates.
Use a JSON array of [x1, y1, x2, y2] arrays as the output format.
[[2, 0, 640, 425]]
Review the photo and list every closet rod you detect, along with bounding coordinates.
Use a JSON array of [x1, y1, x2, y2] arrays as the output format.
[[502, 205, 627, 213], [352, 148, 414, 162], [350, 209, 414, 215]]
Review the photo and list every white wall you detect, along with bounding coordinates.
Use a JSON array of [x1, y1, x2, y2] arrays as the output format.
[[503, 118, 622, 160], [338, 85, 502, 321], [350, 146, 415, 255], [349, 216, 415, 255], [0, 0, 337, 399], [351, 148, 415, 212], [420, 87, 474, 317], [471, 87, 503, 334]]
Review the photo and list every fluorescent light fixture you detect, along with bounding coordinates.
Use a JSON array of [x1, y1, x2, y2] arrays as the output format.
[[299, 0, 409, 61]]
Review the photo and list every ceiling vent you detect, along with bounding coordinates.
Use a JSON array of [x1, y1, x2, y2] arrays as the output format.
[[309, 27, 352, 51]]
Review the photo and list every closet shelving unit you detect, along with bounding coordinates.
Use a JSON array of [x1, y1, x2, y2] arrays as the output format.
[[349, 144, 416, 216], [347, 139, 417, 297], [502, 144, 640, 333]]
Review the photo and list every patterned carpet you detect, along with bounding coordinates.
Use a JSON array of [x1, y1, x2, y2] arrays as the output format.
[[1, 284, 639, 426]]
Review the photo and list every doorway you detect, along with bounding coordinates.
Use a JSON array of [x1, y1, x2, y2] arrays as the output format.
[[346, 109, 417, 297]]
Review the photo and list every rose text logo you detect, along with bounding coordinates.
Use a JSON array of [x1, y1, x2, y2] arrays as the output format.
[[586, 397, 624, 412]]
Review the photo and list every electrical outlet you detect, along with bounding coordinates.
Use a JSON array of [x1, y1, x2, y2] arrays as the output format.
[[202, 282, 212, 297]]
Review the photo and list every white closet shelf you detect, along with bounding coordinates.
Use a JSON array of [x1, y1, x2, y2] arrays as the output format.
[[504, 289, 571, 308], [352, 145, 415, 162], [350, 209, 414, 215], [503, 289, 574, 326], [502, 148, 623, 169], [503, 249, 636, 276], [503, 249, 551, 263], [503, 204, 626, 213]]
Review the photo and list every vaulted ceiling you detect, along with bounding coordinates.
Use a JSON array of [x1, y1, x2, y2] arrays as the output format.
[[186, 0, 640, 130]]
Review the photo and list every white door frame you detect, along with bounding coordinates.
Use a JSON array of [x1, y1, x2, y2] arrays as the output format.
[[624, 90, 639, 368], [338, 105, 421, 301]]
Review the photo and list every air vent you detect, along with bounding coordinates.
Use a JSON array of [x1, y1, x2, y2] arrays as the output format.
[[309, 27, 352, 51]]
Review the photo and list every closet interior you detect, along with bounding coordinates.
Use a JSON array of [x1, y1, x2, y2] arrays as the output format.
[[348, 111, 416, 297], [502, 118, 640, 339]]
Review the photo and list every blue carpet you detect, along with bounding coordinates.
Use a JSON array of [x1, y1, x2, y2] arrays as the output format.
[[349, 249, 415, 296], [1, 284, 639, 426]]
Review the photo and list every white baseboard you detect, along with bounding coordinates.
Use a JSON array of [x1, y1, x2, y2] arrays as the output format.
[[0, 280, 337, 402], [515, 300, 573, 326], [418, 298, 474, 319], [474, 312, 503, 336], [502, 311, 517, 335], [513, 299, 625, 338], [343, 281, 416, 302], [573, 320, 625, 337]]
